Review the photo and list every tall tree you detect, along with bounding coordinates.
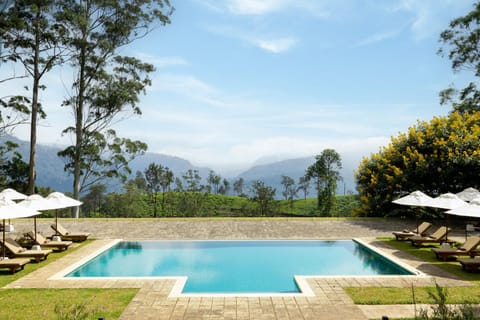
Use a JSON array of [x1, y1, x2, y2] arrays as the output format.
[[57, 0, 173, 217], [144, 163, 162, 217], [280, 175, 296, 201], [207, 170, 222, 194], [233, 177, 245, 196], [297, 175, 310, 200], [0, 1, 66, 194], [438, 1, 480, 114], [305, 149, 342, 216], [249, 180, 276, 216]]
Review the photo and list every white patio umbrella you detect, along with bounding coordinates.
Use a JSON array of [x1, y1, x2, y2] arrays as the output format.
[[456, 187, 480, 202], [426, 193, 468, 238], [0, 196, 41, 259], [0, 188, 28, 200], [0, 188, 28, 228], [446, 197, 480, 218], [392, 190, 433, 233], [46, 192, 82, 232], [18, 194, 57, 241]]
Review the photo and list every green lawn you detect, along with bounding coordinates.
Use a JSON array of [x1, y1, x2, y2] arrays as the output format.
[[0, 240, 138, 319], [346, 237, 480, 304]]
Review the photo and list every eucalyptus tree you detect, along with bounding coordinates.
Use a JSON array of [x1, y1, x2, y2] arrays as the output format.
[[233, 177, 245, 196], [249, 180, 277, 216], [144, 162, 173, 217], [207, 170, 222, 194], [438, 1, 480, 113], [56, 0, 173, 217], [297, 175, 310, 200], [0, 0, 67, 194], [144, 163, 162, 217], [306, 149, 342, 216]]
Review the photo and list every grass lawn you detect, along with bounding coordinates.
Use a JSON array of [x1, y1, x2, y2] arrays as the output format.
[[346, 237, 480, 305], [0, 240, 138, 319]]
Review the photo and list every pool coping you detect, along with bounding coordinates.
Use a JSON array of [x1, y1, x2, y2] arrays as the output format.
[[48, 238, 427, 298]]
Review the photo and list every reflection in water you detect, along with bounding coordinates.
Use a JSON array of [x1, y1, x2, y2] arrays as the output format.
[[353, 243, 410, 275]]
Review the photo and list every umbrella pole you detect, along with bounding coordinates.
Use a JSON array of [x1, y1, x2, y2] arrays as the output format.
[[55, 209, 58, 234], [34, 216, 37, 241], [2, 219, 5, 260]]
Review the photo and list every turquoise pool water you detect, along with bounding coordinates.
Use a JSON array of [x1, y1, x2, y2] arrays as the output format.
[[67, 240, 413, 293]]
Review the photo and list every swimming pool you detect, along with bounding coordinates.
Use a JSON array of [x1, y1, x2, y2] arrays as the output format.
[[65, 240, 415, 294]]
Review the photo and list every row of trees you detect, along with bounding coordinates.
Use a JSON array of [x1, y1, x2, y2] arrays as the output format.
[[355, 2, 480, 217], [79, 148, 343, 217], [0, 1, 174, 217]]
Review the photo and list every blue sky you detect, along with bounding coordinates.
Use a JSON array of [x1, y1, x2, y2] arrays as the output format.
[[6, 0, 477, 175]]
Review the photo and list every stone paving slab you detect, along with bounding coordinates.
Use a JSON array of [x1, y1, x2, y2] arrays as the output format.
[[2, 219, 476, 319]]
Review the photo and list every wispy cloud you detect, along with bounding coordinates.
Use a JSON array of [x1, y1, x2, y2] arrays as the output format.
[[354, 29, 402, 47], [391, 0, 473, 40], [198, 0, 330, 18], [206, 25, 298, 53], [253, 37, 298, 53]]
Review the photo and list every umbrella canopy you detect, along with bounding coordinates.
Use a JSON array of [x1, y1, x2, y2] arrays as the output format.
[[46, 192, 82, 232], [46, 192, 82, 209], [392, 191, 433, 233], [426, 192, 468, 210], [446, 197, 480, 218], [0, 196, 41, 218], [0, 188, 27, 201], [392, 190, 433, 206], [18, 194, 56, 211], [456, 187, 480, 202], [0, 196, 41, 259]]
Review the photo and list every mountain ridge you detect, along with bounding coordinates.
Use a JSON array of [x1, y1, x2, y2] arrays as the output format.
[[0, 135, 356, 196]]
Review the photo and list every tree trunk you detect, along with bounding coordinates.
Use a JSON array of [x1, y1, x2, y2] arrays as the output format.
[[27, 14, 42, 195], [72, 8, 88, 219]]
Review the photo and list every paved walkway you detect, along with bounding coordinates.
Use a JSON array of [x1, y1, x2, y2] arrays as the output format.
[[3, 219, 476, 319]]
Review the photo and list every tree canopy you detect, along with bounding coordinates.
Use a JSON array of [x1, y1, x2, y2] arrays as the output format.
[[355, 111, 480, 217], [438, 1, 480, 113]]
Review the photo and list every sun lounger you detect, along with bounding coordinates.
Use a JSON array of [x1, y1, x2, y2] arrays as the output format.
[[0, 238, 52, 262], [25, 231, 72, 251], [0, 257, 30, 273], [51, 223, 90, 242], [431, 236, 480, 261], [393, 221, 432, 240], [457, 258, 480, 272], [409, 226, 454, 247]]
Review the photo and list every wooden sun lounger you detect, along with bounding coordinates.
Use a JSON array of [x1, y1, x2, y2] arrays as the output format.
[[458, 258, 480, 272], [1, 238, 52, 262], [25, 231, 72, 251], [0, 258, 30, 274], [409, 226, 454, 247], [51, 223, 90, 242], [431, 236, 480, 261], [393, 222, 432, 240]]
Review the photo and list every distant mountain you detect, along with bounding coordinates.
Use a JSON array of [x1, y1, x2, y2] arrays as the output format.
[[236, 156, 356, 197], [0, 135, 213, 193], [0, 135, 357, 196]]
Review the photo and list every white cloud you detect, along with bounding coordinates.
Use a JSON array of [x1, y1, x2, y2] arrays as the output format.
[[198, 0, 330, 18], [253, 37, 298, 53], [392, 0, 473, 40], [225, 0, 288, 15], [354, 29, 402, 47]]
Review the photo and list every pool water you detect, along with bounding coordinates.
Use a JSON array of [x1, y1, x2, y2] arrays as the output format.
[[67, 240, 412, 293]]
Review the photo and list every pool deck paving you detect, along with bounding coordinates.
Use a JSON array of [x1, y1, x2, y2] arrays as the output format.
[[3, 218, 478, 319]]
